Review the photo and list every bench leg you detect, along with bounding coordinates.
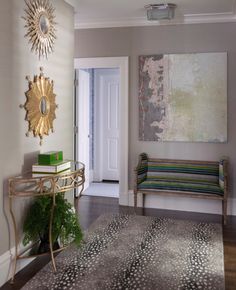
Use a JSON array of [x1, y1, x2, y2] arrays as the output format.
[[134, 190, 137, 208], [222, 199, 227, 225], [143, 194, 145, 208]]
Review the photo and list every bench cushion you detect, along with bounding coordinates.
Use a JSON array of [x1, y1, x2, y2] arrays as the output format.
[[138, 179, 223, 196]]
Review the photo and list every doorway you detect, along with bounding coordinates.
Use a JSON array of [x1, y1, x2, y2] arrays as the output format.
[[77, 68, 120, 198], [74, 57, 129, 204]]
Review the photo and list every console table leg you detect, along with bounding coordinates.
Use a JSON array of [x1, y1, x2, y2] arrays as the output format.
[[78, 183, 84, 197], [49, 194, 57, 272], [9, 195, 18, 283]]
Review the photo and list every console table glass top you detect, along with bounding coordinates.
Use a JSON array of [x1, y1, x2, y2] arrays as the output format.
[[9, 161, 85, 197]]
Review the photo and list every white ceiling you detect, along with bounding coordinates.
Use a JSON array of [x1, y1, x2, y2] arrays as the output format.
[[65, 0, 236, 29]]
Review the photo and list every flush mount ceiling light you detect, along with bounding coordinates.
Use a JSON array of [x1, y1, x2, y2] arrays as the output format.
[[145, 3, 177, 20]]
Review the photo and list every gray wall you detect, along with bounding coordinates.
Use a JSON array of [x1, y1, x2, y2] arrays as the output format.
[[75, 23, 236, 215], [0, 0, 74, 258]]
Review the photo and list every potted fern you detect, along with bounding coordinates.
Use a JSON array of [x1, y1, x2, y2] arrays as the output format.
[[23, 193, 83, 254]]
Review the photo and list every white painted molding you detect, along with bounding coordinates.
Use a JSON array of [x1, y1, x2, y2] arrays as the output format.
[[75, 12, 236, 29], [128, 190, 236, 216], [74, 57, 129, 206], [0, 244, 34, 287], [64, 0, 79, 11]]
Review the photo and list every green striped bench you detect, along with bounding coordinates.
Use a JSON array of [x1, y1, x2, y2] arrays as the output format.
[[134, 153, 228, 224]]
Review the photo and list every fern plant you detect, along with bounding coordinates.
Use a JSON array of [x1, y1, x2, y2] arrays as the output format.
[[23, 193, 83, 253]]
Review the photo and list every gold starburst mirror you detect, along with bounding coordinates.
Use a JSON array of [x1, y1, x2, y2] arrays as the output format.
[[23, 0, 56, 59], [20, 67, 58, 145]]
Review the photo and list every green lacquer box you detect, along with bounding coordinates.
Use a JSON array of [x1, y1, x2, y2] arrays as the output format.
[[38, 151, 63, 165]]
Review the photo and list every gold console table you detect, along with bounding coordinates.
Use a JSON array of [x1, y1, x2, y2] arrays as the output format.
[[8, 161, 85, 282]]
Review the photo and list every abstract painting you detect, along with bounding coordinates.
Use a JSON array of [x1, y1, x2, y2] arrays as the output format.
[[139, 52, 227, 142]]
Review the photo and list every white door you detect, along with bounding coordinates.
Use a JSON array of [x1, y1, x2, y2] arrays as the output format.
[[78, 69, 90, 190], [95, 69, 120, 181]]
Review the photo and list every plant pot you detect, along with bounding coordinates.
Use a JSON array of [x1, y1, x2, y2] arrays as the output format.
[[38, 233, 60, 254]]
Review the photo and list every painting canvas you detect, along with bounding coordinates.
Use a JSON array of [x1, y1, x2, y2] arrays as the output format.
[[139, 52, 227, 142]]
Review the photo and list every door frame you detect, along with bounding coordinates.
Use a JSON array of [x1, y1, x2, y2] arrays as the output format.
[[77, 69, 90, 190], [74, 57, 129, 205]]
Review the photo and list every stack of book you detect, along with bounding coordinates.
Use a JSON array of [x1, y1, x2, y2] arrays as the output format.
[[32, 151, 71, 176]]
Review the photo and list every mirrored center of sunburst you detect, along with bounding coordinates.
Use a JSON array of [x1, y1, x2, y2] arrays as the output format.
[[39, 13, 50, 35], [40, 96, 48, 116]]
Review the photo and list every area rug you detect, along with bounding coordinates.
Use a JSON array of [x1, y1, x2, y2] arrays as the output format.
[[22, 214, 224, 290]]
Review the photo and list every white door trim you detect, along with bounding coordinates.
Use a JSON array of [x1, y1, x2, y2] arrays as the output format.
[[78, 69, 90, 190], [74, 57, 129, 205]]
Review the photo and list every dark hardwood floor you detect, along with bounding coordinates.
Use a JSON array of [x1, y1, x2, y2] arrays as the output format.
[[1, 195, 236, 290]]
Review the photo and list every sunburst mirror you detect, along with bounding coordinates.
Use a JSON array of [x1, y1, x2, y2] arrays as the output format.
[[23, 0, 56, 59], [20, 67, 58, 145]]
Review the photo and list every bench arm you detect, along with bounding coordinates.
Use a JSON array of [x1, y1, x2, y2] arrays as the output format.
[[134, 153, 148, 191], [219, 158, 228, 195]]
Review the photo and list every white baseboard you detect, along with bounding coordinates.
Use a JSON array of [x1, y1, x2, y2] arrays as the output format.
[[0, 244, 34, 287], [128, 190, 236, 216]]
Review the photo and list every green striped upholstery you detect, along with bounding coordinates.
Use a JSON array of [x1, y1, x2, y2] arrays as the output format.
[[219, 158, 227, 190], [137, 155, 225, 196], [137, 153, 148, 184], [147, 161, 219, 177], [138, 180, 223, 196]]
